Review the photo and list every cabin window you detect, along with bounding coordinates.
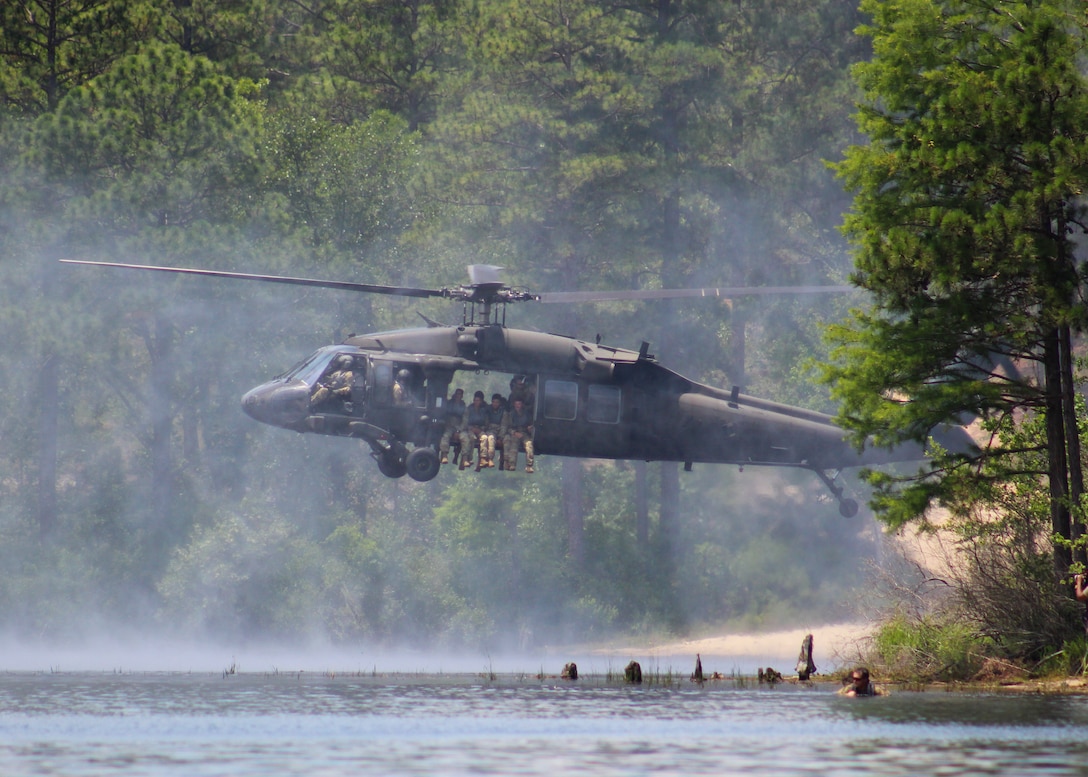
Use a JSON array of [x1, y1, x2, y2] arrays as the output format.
[[373, 361, 394, 399], [587, 384, 621, 424], [542, 380, 578, 421]]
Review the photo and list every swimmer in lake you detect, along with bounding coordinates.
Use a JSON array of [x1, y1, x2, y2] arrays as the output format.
[[839, 666, 883, 697]]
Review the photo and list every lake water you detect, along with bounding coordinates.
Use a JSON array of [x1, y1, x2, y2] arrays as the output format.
[[1, 671, 1087, 776]]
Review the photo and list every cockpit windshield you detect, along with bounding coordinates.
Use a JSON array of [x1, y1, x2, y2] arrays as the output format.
[[276, 347, 348, 387]]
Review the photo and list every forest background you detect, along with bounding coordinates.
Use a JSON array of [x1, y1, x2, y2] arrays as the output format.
[[0, 0, 930, 652]]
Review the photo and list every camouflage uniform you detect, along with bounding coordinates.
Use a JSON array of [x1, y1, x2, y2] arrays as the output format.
[[460, 391, 489, 469], [507, 375, 535, 413], [310, 356, 353, 410], [439, 389, 466, 464], [480, 394, 508, 469], [392, 369, 413, 405], [503, 398, 534, 472]]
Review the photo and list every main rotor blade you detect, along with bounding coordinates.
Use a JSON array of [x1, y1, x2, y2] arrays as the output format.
[[60, 260, 447, 299], [537, 285, 854, 303]]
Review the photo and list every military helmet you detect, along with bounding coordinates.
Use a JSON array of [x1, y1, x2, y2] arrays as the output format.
[[335, 354, 353, 369], [397, 369, 411, 381]]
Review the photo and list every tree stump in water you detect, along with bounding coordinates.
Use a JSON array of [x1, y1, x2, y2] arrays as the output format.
[[692, 653, 703, 682], [624, 661, 642, 683], [758, 667, 782, 684], [796, 633, 817, 681], [561, 662, 578, 680]]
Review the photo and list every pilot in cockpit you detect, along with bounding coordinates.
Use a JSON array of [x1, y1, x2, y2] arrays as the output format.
[[310, 354, 354, 410]]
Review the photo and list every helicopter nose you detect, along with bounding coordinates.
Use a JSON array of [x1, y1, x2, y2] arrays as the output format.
[[241, 380, 310, 429]]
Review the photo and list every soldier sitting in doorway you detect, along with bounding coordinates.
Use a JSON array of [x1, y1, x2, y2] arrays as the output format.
[[479, 393, 508, 470], [503, 397, 534, 473], [507, 374, 535, 412], [439, 387, 466, 465], [460, 390, 488, 470]]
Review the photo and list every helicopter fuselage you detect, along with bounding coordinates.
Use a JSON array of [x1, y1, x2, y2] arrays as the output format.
[[241, 323, 919, 494], [61, 259, 969, 516]]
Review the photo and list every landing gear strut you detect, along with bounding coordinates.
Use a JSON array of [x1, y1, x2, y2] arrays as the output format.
[[375, 452, 407, 478], [813, 469, 859, 518]]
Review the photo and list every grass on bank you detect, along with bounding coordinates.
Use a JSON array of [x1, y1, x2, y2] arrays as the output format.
[[859, 614, 1088, 683]]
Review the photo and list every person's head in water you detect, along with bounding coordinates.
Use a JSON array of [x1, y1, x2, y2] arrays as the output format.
[[845, 667, 871, 696]]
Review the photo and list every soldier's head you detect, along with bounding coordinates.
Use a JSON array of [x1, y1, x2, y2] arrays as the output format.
[[512, 398, 524, 411], [491, 393, 503, 407], [396, 369, 411, 382], [847, 667, 870, 690], [452, 388, 464, 400], [473, 390, 485, 404], [335, 354, 353, 370]]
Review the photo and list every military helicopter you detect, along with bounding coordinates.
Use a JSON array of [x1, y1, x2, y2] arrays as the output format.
[[62, 260, 971, 517]]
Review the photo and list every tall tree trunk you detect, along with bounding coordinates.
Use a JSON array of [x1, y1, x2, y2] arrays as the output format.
[[37, 253, 60, 538], [729, 309, 747, 390], [1044, 328, 1071, 577], [634, 460, 649, 547], [37, 352, 58, 538], [174, 0, 194, 53], [146, 314, 176, 558], [45, 0, 59, 109], [1059, 324, 1085, 568], [659, 461, 680, 578], [562, 459, 585, 569], [181, 397, 199, 466]]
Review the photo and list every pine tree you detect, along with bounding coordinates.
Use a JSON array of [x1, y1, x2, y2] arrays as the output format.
[[828, 0, 1088, 579]]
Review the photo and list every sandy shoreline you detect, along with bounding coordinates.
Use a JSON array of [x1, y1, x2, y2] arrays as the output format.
[[586, 622, 874, 673]]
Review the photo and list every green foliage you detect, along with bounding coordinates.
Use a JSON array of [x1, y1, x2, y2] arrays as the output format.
[[0, 0, 154, 114], [865, 400, 1088, 668], [0, 0, 882, 648], [869, 613, 987, 682], [826, 0, 1088, 545], [158, 507, 327, 639], [1036, 635, 1088, 678], [34, 41, 262, 239]]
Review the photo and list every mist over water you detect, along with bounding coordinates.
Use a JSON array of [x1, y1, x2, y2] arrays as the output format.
[[0, 624, 838, 676]]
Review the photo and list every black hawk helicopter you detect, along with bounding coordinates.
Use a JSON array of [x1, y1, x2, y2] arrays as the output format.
[[62, 260, 971, 517]]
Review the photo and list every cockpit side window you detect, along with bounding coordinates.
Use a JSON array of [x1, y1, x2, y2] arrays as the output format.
[[285, 349, 343, 387], [279, 350, 326, 382]]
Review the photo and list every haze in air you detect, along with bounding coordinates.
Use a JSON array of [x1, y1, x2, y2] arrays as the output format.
[[0, 0, 888, 670]]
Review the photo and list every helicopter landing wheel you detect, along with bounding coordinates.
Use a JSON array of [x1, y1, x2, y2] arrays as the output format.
[[839, 498, 859, 518], [376, 453, 407, 479], [406, 447, 441, 482]]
